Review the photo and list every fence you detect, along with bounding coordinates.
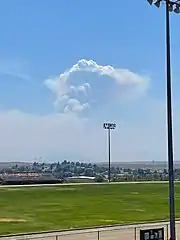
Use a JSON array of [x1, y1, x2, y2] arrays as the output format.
[[1, 221, 180, 240]]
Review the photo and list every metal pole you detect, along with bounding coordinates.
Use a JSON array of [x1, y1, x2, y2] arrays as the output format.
[[165, 1, 176, 239], [97, 230, 100, 240], [108, 128, 111, 183], [134, 226, 137, 240]]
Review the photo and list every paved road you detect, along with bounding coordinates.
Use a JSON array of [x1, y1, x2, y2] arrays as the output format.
[[0, 181, 173, 188], [1, 221, 180, 240]]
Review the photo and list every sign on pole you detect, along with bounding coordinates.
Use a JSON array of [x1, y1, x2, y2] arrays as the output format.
[[140, 228, 164, 240]]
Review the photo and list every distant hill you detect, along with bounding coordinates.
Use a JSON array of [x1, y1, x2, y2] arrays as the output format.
[[98, 161, 180, 169], [0, 162, 32, 170]]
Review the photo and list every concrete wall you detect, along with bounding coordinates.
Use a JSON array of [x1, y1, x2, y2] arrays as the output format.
[[1, 221, 180, 240]]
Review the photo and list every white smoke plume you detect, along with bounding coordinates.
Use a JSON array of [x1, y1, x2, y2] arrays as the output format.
[[45, 59, 149, 113]]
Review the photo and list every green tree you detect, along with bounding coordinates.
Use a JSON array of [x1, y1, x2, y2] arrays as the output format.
[[94, 175, 105, 182]]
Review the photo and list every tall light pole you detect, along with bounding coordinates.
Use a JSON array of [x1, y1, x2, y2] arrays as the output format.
[[103, 123, 116, 182], [147, 1, 180, 240]]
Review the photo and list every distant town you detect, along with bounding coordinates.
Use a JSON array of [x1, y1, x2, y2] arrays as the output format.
[[0, 160, 180, 184]]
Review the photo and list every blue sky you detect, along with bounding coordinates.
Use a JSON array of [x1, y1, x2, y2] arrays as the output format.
[[0, 0, 180, 162]]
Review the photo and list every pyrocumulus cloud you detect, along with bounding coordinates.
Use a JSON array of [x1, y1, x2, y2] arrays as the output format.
[[45, 59, 149, 113]]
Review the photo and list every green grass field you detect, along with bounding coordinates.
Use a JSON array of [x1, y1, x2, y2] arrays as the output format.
[[0, 183, 178, 235]]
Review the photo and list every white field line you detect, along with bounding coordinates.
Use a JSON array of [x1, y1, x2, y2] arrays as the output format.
[[0, 181, 172, 188]]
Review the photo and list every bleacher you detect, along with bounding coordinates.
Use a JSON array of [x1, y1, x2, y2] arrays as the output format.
[[0, 172, 63, 185]]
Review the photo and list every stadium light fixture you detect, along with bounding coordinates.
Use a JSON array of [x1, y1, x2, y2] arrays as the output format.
[[154, 0, 162, 7], [146, 1, 180, 240], [174, 4, 180, 13], [169, 2, 174, 11], [103, 122, 116, 183]]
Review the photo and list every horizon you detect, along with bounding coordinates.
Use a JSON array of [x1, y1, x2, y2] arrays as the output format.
[[0, 160, 179, 164]]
